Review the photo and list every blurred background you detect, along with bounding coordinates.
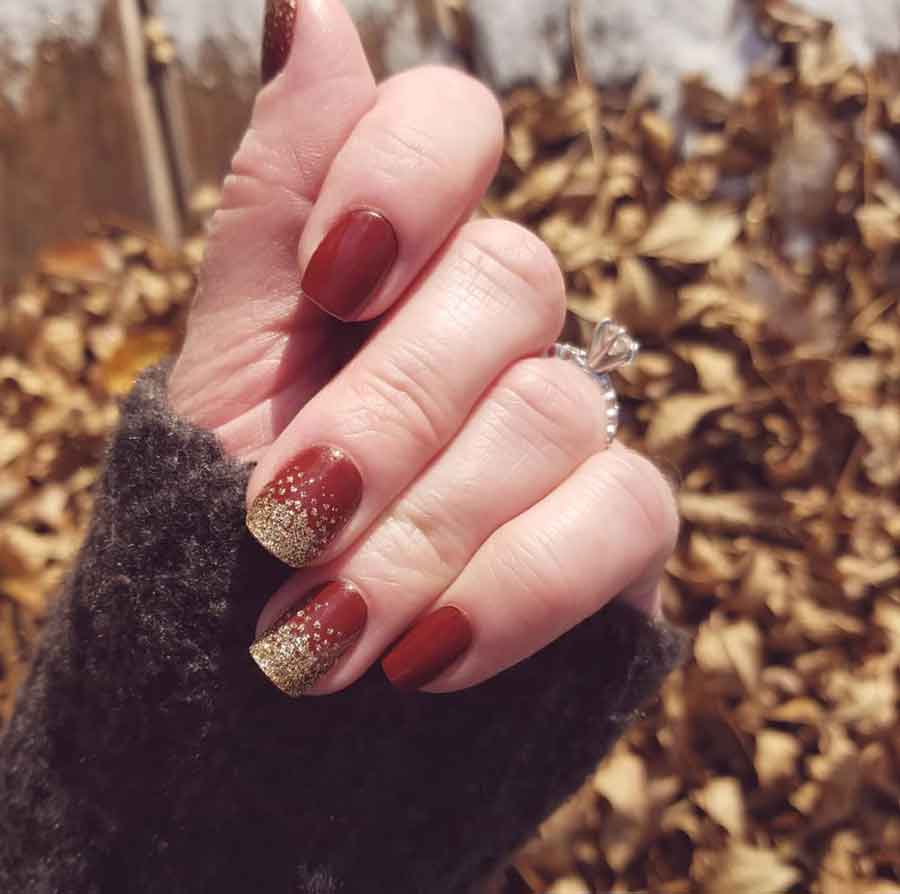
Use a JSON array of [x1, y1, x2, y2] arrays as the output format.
[[1, 2, 899, 892]]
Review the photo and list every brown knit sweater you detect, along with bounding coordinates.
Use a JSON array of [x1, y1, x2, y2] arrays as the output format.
[[0, 364, 686, 893]]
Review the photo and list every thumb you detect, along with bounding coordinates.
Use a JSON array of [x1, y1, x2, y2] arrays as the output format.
[[169, 0, 376, 458]]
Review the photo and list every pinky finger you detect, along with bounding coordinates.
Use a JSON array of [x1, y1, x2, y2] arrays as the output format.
[[381, 443, 679, 692]]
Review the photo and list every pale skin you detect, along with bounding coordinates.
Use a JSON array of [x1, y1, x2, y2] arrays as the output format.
[[167, 0, 679, 694]]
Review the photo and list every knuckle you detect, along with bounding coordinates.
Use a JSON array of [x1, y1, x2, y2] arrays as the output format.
[[340, 341, 452, 456], [227, 71, 375, 208], [220, 128, 303, 211], [455, 219, 567, 338], [494, 359, 601, 457], [381, 495, 471, 583]]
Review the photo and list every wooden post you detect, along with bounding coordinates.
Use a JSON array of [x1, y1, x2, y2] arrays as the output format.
[[116, 0, 181, 246], [143, 0, 261, 212], [0, 0, 179, 284], [0, 0, 462, 284]]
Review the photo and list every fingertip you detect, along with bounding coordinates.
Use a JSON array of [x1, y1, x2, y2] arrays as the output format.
[[605, 442, 681, 562]]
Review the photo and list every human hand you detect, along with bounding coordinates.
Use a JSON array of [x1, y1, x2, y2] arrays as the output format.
[[167, 0, 679, 697]]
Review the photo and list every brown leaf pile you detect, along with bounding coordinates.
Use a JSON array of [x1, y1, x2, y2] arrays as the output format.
[[2, 3, 900, 892], [480, 6, 900, 893]]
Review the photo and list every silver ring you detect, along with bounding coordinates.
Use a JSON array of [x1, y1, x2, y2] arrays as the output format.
[[548, 319, 639, 441]]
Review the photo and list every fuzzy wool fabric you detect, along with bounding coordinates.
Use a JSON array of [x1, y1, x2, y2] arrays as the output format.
[[0, 363, 687, 894]]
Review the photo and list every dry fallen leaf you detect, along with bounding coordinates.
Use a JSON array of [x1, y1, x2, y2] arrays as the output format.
[[755, 729, 802, 787], [692, 777, 746, 839], [694, 616, 763, 692], [0, 427, 29, 468], [593, 746, 651, 872], [546, 878, 590, 894], [36, 239, 122, 284], [699, 843, 801, 894], [637, 201, 742, 264], [844, 406, 900, 487], [675, 343, 743, 397], [678, 491, 790, 536], [855, 204, 900, 252], [98, 328, 177, 396], [644, 393, 734, 454]]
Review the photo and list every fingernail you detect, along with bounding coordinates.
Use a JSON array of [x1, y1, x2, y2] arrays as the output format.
[[381, 606, 473, 692], [250, 581, 367, 697], [301, 209, 399, 321], [247, 446, 363, 568], [262, 0, 299, 85]]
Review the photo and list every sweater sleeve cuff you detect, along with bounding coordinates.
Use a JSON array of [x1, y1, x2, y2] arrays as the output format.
[[1, 361, 688, 894]]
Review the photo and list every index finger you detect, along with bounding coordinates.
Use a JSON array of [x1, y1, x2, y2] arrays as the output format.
[[295, 66, 504, 321]]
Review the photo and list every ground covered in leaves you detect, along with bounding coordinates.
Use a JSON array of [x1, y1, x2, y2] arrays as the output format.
[[2, 4, 899, 893]]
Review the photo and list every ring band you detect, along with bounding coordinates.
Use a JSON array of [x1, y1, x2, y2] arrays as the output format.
[[548, 319, 639, 441]]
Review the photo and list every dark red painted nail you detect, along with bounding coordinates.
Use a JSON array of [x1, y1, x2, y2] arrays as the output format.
[[250, 581, 368, 697], [301, 209, 399, 320], [382, 606, 473, 691], [246, 446, 363, 568], [262, 0, 299, 85]]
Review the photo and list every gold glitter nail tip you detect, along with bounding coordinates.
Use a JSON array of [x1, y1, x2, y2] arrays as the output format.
[[247, 446, 363, 569], [250, 581, 367, 697]]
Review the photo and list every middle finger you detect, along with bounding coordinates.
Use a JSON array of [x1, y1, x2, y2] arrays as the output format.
[[246, 218, 567, 570]]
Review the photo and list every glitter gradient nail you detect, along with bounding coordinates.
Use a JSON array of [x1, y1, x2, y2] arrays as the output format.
[[250, 581, 367, 697], [247, 446, 363, 568], [262, 0, 299, 85]]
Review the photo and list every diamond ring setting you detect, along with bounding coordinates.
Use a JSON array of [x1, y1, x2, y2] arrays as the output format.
[[548, 319, 639, 441]]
